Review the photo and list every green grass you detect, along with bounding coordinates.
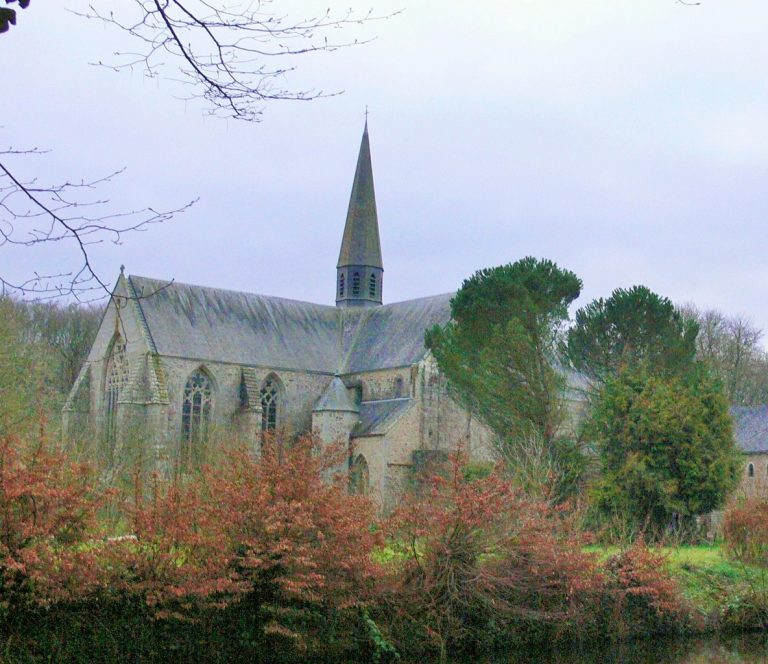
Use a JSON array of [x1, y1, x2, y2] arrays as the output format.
[[586, 543, 767, 619]]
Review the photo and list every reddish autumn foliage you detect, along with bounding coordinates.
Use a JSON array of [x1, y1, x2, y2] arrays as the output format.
[[0, 433, 100, 613], [601, 541, 689, 638], [106, 434, 381, 653], [722, 495, 768, 566], [382, 452, 601, 659]]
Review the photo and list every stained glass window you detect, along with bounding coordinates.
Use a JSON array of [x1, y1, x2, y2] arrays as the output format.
[[104, 337, 128, 451], [181, 369, 213, 466], [260, 375, 280, 432]]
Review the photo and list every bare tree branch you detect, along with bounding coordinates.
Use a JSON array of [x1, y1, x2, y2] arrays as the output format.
[[73, 1, 397, 121], [1, 146, 195, 300]]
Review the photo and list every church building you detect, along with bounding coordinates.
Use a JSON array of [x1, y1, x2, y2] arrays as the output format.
[[63, 124, 494, 509]]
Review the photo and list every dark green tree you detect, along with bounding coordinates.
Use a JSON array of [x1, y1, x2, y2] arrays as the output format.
[[590, 367, 740, 537], [426, 257, 582, 452], [0, 0, 29, 34], [567, 285, 699, 386]]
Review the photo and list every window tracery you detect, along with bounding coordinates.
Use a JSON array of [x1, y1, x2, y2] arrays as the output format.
[[181, 369, 213, 465], [104, 337, 128, 450], [260, 375, 281, 432]]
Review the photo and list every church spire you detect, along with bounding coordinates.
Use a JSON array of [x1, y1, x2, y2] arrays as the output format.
[[336, 120, 383, 307]]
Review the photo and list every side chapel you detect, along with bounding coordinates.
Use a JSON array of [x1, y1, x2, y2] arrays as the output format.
[[63, 123, 495, 510]]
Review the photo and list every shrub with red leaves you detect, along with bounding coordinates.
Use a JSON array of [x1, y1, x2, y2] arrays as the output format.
[[0, 433, 100, 614], [601, 541, 688, 638], [723, 495, 768, 566], [107, 434, 381, 656], [382, 452, 600, 660]]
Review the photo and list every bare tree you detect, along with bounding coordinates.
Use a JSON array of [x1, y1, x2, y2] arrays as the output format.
[[0, 146, 195, 299], [75, 1, 393, 122], [682, 303, 768, 405]]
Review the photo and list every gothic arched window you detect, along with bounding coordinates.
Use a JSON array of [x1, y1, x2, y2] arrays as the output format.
[[104, 336, 128, 451], [352, 272, 360, 296], [749, 463, 755, 478], [181, 368, 213, 466], [260, 375, 281, 432], [339, 273, 345, 298], [369, 273, 377, 297], [350, 454, 369, 495]]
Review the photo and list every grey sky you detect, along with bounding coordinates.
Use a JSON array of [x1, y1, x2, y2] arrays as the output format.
[[3, 1, 767, 337]]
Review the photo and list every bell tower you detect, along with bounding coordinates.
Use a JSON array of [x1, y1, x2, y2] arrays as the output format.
[[336, 121, 383, 307]]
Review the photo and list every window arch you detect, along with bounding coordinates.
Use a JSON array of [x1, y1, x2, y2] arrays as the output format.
[[339, 273, 345, 298], [349, 454, 370, 495], [260, 374, 282, 433], [104, 335, 128, 451], [351, 272, 360, 296], [748, 463, 755, 478], [181, 368, 213, 466], [369, 273, 377, 297]]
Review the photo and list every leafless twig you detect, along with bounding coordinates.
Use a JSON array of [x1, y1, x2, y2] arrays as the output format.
[[73, 1, 396, 121], [1, 146, 195, 300]]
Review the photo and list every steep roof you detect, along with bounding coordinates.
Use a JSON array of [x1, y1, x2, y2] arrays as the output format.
[[314, 376, 359, 412], [342, 293, 453, 373], [128, 275, 451, 374], [732, 406, 768, 454], [129, 276, 341, 373], [336, 122, 383, 269]]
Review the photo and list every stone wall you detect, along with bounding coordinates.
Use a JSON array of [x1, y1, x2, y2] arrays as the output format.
[[739, 453, 767, 496]]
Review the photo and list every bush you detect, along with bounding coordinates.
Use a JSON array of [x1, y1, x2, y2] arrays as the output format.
[[381, 452, 600, 661], [103, 434, 382, 659], [598, 542, 691, 639], [723, 495, 768, 567], [0, 432, 101, 617]]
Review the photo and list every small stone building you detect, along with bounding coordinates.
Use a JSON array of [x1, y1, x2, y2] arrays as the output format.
[[732, 405, 768, 495], [63, 123, 495, 510]]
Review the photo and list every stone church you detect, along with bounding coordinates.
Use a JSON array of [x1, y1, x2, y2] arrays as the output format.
[[63, 124, 494, 509]]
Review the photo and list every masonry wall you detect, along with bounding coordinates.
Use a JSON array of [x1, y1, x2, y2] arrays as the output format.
[[739, 453, 767, 496], [155, 359, 333, 460], [342, 366, 412, 402]]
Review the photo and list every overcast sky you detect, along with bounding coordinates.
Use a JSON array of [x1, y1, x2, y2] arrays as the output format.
[[3, 1, 768, 337]]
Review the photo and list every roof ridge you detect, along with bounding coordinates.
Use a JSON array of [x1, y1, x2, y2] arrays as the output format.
[[130, 274, 338, 310]]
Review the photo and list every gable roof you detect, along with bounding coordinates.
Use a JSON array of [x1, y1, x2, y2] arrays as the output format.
[[128, 275, 452, 374], [732, 406, 768, 454], [130, 276, 341, 372], [342, 293, 453, 373]]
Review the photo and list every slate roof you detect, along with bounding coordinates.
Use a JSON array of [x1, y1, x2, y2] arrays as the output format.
[[314, 376, 359, 412], [353, 398, 414, 437], [337, 122, 383, 269], [128, 275, 452, 374], [731, 406, 768, 454], [342, 293, 453, 373]]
